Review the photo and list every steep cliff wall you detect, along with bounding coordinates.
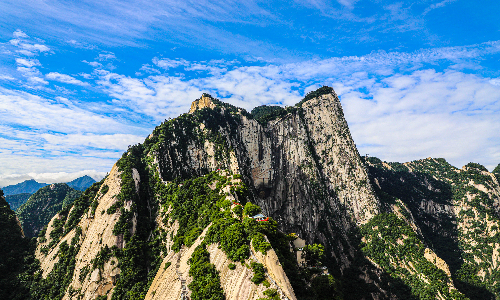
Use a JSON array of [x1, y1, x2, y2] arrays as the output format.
[[151, 92, 379, 274]]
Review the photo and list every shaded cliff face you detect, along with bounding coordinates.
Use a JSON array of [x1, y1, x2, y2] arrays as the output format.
[[365, 157, 500, 300]]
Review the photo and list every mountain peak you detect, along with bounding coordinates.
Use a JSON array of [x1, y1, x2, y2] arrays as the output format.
[[189, 93, 216, 113], [67, 175, 96, 191]]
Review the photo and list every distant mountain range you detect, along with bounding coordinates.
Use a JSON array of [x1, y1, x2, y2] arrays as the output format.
[[66, 175, 96, 191], [2, 175, 96, 211], [2, 175, 96, 195], [2, 179, 47, 196], [16, 183, 82, 238]]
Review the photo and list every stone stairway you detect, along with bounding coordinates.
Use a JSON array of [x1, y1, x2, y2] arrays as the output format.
[[175, 247, 189, 300]]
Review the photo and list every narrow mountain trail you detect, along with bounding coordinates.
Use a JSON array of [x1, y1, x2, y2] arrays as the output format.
[[175, 246, 189, 300]]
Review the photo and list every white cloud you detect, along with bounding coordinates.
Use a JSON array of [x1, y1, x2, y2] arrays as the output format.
[[46, 72, 89, 86], [16, 66, 48, 85], [13, 29, 29, 38], [20, 43, 50, 53], [339, 70, 500, 170], [83, 60, 103, 68], [153, 57, 189, 69], [0, 88, 141, 134], [15, 58, 40, 67], [0, 75, 15, 81], [423, 0, 457, 15], [40, 133, 144, 151], [337, 0, 359, 9], [97, 52, 116, 61], [489, 78, 500, 86]]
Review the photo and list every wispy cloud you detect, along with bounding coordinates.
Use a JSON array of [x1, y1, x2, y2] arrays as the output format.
[[15, 58, 40, 67], [0, 88, 141, 134], [46, 72, 89, 86], [13, 29, 28, 38], [423, 0, 457, 15], [0, 86, 148, 186], [96, 52, 116, 61], [153, 57, 189, 69]]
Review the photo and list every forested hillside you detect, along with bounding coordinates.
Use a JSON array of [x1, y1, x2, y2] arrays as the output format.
[[17, 183, 82, 238], [365, 157, 500, 300]]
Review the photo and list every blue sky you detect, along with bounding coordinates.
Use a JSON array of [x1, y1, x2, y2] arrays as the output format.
[[0, 0, 499, 186]]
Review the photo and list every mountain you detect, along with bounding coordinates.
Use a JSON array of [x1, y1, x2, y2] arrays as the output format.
[[67, 175, 96, 191], [8, 88, 500, 300], [5, 193, 31, 211], [2, 179, 47, 196], [3, 176, 96, 210], [16, 183, 82, 238]]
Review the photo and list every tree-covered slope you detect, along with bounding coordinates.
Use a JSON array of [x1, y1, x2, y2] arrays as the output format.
[[365, 157, 500, 300], [6, 192, 31, 211], [17, 183, 82, 238]]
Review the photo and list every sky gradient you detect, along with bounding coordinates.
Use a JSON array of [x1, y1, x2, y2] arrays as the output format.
[[0, 0, 499, 186]]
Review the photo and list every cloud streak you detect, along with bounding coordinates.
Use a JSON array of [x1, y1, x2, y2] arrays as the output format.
[[46, 72, 89, 86]]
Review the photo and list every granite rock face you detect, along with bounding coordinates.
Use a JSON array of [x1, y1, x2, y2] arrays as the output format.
[[153, 92, 379, 271]]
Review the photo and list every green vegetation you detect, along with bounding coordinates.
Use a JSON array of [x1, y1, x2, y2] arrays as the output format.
[[252, 233, 271, 255], [250, 262, 266, 284], [243, 202, 261, 217], [64, 180, 103, 233], [465, 162, 488, 172], [188, 243, 224, 300], [301, 244, 325, 267], [0, 189, 33, 300], [366, 156, 500, 299], [360, 213, 466, 299], [5, 193, 31, 211], [16, 183, 82, 237], [493, 163, 500, 182], [31, 225, 83, 300], [297, 86, 333, 107], [250, 105, 287, 125], [258, 288, 279, 300]]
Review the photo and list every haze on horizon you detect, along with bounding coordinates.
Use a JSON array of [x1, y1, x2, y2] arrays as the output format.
[[0, 0, 499, 187]]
